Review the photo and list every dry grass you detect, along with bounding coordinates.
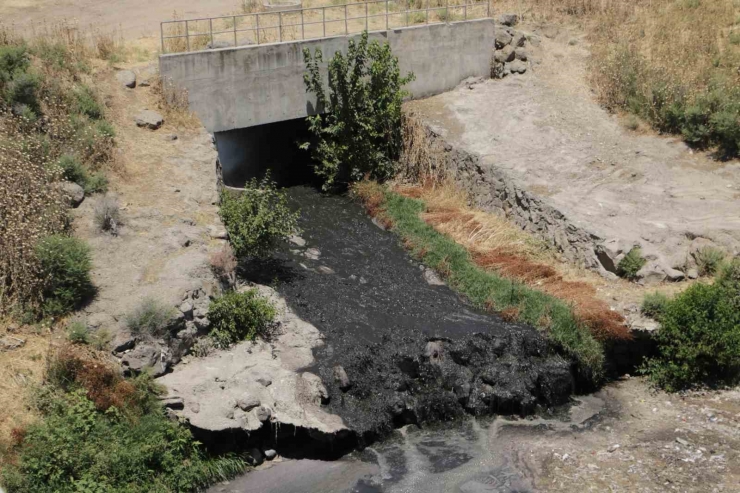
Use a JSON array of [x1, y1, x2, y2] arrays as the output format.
[[151, 73, 200, 129], [398, 114, 447, 185]]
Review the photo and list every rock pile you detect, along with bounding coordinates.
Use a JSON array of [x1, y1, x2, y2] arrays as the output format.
[[491, 15, 535, 79]]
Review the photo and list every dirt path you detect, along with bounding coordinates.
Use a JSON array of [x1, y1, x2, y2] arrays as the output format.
[[408, 23, 740, 279]]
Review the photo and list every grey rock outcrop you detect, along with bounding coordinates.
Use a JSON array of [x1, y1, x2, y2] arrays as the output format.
[[134, 110, 164, 130], [121, 343, 168, 377], [494, 45, 515, 63], [116, 70, 136, 88], [636, 261, 667, 285], [498, 13, 518, 26]]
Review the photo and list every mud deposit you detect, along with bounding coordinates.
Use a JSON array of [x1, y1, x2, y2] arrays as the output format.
[[243, 186, 577, 443]]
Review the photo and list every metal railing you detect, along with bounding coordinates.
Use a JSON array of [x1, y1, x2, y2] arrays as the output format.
[[161, 0, 492, 54]]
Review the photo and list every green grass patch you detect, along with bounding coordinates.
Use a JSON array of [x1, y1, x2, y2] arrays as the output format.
[[366, 185, 605, 381]]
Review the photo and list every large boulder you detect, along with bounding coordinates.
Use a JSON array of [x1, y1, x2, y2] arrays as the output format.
[[494, 45, 515, 63], [60, 181, 85, 208], [116, 70, 136, 89], [121, 343, 168, 377], [134, 110, 164, 130], [498, 13, 519, 26], [636, 261, 667, 285], [595, 238, 625, 273], [495, 29, 513, 49]]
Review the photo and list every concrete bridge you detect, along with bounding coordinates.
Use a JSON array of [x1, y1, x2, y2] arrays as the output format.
[[158, 2, 496, 186]]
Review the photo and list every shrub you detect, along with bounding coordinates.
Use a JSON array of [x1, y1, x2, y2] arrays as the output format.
[[0, 45, 30, 88], [1, 349, 246, 492], [219, 175, 299, 258], [210, 244, 238, 287], [125, 297, 176, 337], [696, 246, 725, 276], [302, 31, 415, 190], [644, 260, 740, 391], [66, 320, 90, 344], [35, 235, 94, 317], [94, 193, 120, 232], [641, 291, 669, 319], [617, 247, 646, 280], [191, 336, 215, 357], [57, 154, 108, 194], [4, 70, 41, 115], [208, 289, 276, 348], [71, 84, 104, 119]]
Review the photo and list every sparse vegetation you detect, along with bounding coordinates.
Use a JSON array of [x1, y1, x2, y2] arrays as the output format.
[[696, 246, 726, 276], [617, 247, 646, 280], [0, 347, 247, 492], [124, 298, 176, 338], [644, 259, 740, 391], [219, 174, 300, 258], [66, 320, 90, 344], [354, 181, 606, 381], [641, 291, 670, 319], [210, 244, 238, 288], [208, 289, 276, 348], [36, 235, 94, 318], [302, 31, 415, 190], [93, 193, 121, 233]]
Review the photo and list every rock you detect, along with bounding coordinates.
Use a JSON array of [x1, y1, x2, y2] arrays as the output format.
[[512, 32, 527, 48], [424, 341, 444, 364], [237, 395, 261, 411], [514, 47, 528, 61], [305, 248, 321, 260], [179, 302, 194, 319], [676, 437, 690, 447], [423, 268, 445, 286], [607, 444, 620, 453], [495, 29, 513, 49], [498, 13, 518, 26], [256, 376, 272, 387], [493, 45, 515, 63], [289, 234, 306, 247], [333, 365, 351, 391], [164, 134, 177, 141], [527, 33, 542, 46], [138, 78, 151, 87], [209, 227, 228, 240], [508, 60, 527, 74], [264, 449, 277, 461], [371, 217, 387, 231], [596, 238, 625, 273], [0, 336, 25, 351], [636, 261, 667, 285], [247, 448, 264, 466], [301, 372, 330, 404], [255, 406, 272, 422], [111, 330, 136, 353], [190, 402, 200, 414], [317, 265, 335, 275], [207, 41, 232, 49], [664, 267, 685, 282], [61, 181, 85, 208], [134, 110, 164, 130], [115, 70, 136, 88], [121, 344, 167, 377], [687, 267, 699, 279]]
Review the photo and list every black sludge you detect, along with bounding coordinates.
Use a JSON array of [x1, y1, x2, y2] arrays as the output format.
[[244, 186, 575, 442]]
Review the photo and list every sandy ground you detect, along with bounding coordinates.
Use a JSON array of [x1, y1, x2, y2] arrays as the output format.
[[408, 24, 740, 272], [0, 0, 240, 40]]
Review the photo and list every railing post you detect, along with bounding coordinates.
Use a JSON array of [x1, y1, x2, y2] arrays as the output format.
[[426, 0, 429, 23], [323, 7, 326, 37], [445, 0, 448, 22], [386, 0, 389, 29], [366, 2, 369, 31], [301, 9, 305, 40], [279, 11, 283, 41], [464, 1, 467, 20], [345, 4, 348, 34], [405, 2, 409, 26], [256, 14, 260, 44], [209, 18, 214, 46], [234, 16, 238, 46], [487, 0, 490, 17], [185, 20, 190, 51], [160, 23, 165, 53]]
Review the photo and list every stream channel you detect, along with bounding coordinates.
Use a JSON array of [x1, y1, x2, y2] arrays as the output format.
[[210, 185, 604, 492]]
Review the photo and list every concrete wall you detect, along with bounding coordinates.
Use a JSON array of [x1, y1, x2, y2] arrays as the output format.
[[159, 19, 495, 133]]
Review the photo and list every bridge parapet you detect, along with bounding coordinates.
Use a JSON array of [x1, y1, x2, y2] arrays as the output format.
[[160, 0, 491, 53]]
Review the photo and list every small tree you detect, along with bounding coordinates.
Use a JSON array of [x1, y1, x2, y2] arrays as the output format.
[[302, 31, 415, 191], [219, 174, 299, 259]]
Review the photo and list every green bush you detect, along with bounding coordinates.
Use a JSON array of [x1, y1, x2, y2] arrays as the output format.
[[617, 247, 646, 280], [66, 320, 90, 344], [35, 235, 94, 317], [208, 289, 276, 348], [125, 297, 176, 337], [641, 291, 669, 319], [71, 84, 104, 120], [219, 175, 299, 258], [4, 70, 42, 115], [0, 45, 30, 88], [696, 246, 725, 276], [644, 259, 740, 391], [302, 31, 415, 190], [57, 154, 108, 194], [1, 373, 245, 492]]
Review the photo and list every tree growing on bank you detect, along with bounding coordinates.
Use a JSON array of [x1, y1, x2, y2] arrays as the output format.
[[301, 31, 415, 191]]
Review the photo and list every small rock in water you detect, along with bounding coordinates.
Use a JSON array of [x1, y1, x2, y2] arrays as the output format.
[[264, 449, 277, 461], [317, 265, 335, 275], [333, 365, 351, 391], [304, 248, 321, 260], [289, 234, 306, 247]]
